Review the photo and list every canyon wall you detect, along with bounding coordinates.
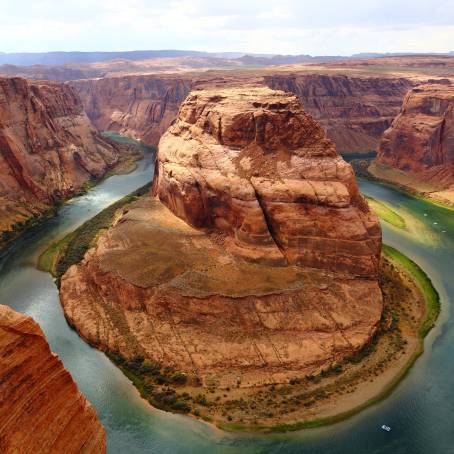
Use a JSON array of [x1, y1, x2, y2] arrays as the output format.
[[73, 73, 413, 155], [264, 73, 414, 153], [0, 304, 105, 453], [373, 81, 454, 205], [61, 85, 382, 392], [0, 77, 120, 244], [72, 75, 193, 145]]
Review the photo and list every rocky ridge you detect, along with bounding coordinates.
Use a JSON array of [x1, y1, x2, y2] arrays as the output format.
[[374, 81, 454, 205], [0, 77, 121, 245], [0, 304, 105, 453]]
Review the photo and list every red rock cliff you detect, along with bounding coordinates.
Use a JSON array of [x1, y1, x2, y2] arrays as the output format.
[[154, 85, 381, 276], [264, 73, 413, 152], [0, 77, 120, 242], [71, 75, 192, 145], [0, 304, 105, 453], [374, 82, 454, 204]]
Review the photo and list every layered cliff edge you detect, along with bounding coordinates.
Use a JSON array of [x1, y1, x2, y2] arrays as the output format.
[[0, 304, 105, 453], [71, 72, 413, 154], [0, 77, 122, 247], [60, 86, 383, 409], [373, 81, 454, 206]]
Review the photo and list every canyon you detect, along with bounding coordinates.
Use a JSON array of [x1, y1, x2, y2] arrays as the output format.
[[0, 77, 125, 249], [0, 304, 105, 453], [59, 85, 383, 425], [372, 81, 454, 205]]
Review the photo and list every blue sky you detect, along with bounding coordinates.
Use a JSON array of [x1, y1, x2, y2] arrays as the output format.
[[1, 0, 453, 55]]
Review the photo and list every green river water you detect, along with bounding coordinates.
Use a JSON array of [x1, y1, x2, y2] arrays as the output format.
[[0, 150, 453, 453]]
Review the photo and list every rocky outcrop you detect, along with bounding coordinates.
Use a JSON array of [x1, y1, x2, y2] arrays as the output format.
[[374, 82, 454, 205], [72, 72, 413, 156], [71, 75, 192, 145], [0, 304, 105, 453], [0, 77, 120, 245], [264, 74, 414, 153], [154, 85, 381, 276], [60, 85, 382, 394]]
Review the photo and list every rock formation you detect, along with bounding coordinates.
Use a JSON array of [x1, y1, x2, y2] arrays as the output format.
[[60, 85, 382, 392], [72, 72, 413, 155], [72, 75, 192, 145], [0, 304, 105, 453], [373, 81, 454, 205], [0, 77, 120, 246], [264, 74, 413, 153], [154, 85, 382, 276]]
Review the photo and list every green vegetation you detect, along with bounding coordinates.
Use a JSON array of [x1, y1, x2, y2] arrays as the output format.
[[382, 244, 440, 338], [366, 196, 406, 229], [38, 183, 151, 284], [108, 353, 192, 414]]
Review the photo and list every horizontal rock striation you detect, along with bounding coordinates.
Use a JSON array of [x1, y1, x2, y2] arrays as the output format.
[[154, 85, 381, 276], [374, 81, 454, 204], [72, 75, 192, 145], [264, 73, 414, 153], [0, 304, 105, 453], [0, 77, 120, 244], [60, 85, 383, 393]]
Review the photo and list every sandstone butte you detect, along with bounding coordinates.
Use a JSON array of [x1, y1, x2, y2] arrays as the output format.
[[60, 85, 383, 391], [373, 81, 454, 206], [71, 72, 413, 153], [0, 77, 121, 244], [0, 304, 105, 453]]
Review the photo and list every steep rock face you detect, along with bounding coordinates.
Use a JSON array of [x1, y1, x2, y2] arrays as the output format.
[[72, 75, 192, 145], [154, 85, 381, 276], [0, 304, 105, 453], [60, 86, 383, 391], [0, 77, 120, 241], [264, 74, 414, 152], [374, 82, 454, 204]]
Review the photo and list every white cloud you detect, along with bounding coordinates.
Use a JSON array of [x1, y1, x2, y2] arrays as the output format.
[[0, 0, 453, 54]]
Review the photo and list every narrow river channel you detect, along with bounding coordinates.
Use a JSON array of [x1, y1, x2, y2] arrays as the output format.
[[0, 150, 452, 453]]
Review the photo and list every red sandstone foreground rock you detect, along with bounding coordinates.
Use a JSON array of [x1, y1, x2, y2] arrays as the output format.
[[154, 85, 382, 275], [373, 81, 454, 205], [0, 304, 105, 453], [60, 85, 382, 392], [0, 77, 120, 243]]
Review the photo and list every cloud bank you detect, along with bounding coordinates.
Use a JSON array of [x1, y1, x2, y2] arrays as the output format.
[[0, 0, 453, 54]]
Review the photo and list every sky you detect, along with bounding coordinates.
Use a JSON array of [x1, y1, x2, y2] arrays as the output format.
[[1, 0, 453, 55]]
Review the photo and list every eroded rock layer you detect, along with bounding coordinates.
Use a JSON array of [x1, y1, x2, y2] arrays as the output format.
[[154, 85, 381, 276], [374, 82, 454, 205], [72, 75, 192, 145], [264, 74, 414, 153], [60, 86, 382, 390], [0, 77, 120, 241], [72, 72, 413, 155], [0, 304, 105, 453]]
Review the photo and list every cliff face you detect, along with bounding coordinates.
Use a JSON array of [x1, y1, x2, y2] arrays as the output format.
[[60, 86, 382, 393], [0, 304, 105, 453], [264, 74, 414, 153], [374, 82, 454, 204], [154, 85, 381, 276], [72, 73, 413, 155], [0, 77, 120, 242], [71, 75, 192, 145]]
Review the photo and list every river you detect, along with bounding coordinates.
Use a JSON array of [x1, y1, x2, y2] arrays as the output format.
[[0, 152, 453, 453]]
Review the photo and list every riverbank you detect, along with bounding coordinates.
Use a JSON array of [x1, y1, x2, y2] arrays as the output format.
[[351, 159, 454, 211], [0, 137, 149, 255], [39, 188, 440, 434]]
